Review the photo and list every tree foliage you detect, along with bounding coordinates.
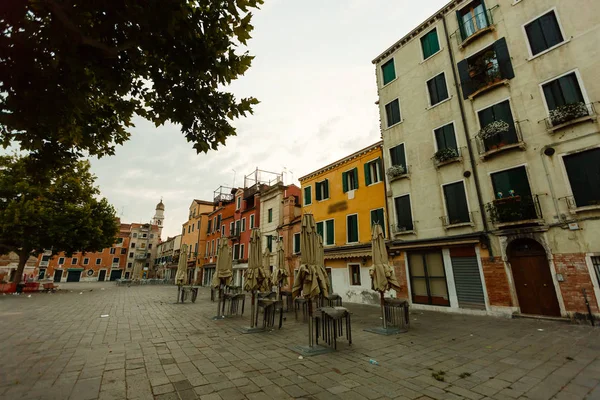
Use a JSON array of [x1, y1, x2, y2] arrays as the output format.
[[0, 0, 262, 163], [0, 154, 118, 283]]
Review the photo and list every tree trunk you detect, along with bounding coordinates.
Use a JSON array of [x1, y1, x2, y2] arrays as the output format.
[[12, 250, 31, 285]]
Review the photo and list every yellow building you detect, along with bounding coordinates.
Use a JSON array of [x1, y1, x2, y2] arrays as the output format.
[[299, 142, 389, 304], [181, 199, 214, 284]]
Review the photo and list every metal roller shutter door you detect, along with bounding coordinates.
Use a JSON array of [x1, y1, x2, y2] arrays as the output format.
[[451, 256, 485, 309]]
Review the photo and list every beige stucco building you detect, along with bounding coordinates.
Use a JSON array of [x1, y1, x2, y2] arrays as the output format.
[[155, 234, 181, 280], [374, 0, 600, 319]]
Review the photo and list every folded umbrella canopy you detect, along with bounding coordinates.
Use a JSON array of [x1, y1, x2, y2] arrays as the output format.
[[175, 244, 189, 285], [260, 248, 272, 292], [272, 239, 288, 289], [212, 239, 233, 288], [292, 214, 329, 300], [244, 229, 266, 292]]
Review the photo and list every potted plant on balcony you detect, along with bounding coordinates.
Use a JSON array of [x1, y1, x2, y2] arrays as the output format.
[[549, 102, 589, 126], [433, 147, 459, 163], [479, 120, 509, 150], [386, 165, 406, 181]]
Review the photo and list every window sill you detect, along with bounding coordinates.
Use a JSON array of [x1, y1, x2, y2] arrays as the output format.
[[527, 39, 570, 61], [444, 221, 474, 230], [547, 114, 596, 133], [459, 25, 495, 49], [367, 181, 383, 187], [434, 156, 462, 168], [384, 120, 404, 130], [468, 79, 509, 100], [389, 174, 409, 182], [569, 204, 600, 214], [381, 77, 398, 89], [495, 219, 545, 229], [394, 230, 415, 236], [304, 203, 312, 207], [346, 241, 360, 245], [420, 48, 444, 64], [481, 141, 526, 159], [427, 96, 452, 111], [317, 198, 330, 202]]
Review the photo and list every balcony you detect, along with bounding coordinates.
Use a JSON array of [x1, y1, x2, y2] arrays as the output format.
[[39, 261, 49, 267], [561, 195, 600, 213], [433, 147, 463, 168], [476, 121, 525, 159], [455, 7, 495, 48], [543, 102, 596, 132], [135, 253, 149, 260], [440, 212, 475, 229], [486, 195, 543, 228], [391, 223, 415, 235], [230, 230, 240, 240], [387, 165, 409, 182]]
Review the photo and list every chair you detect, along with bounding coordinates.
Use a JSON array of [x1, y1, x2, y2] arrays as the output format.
[[294, 297, 309, 322], [314, 306, 352, 350]]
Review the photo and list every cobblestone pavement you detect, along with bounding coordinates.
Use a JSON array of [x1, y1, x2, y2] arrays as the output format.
[[1, 283, 600, 400]]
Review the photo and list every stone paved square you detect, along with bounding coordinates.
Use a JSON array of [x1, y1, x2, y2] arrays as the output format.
[[1, 282, 599, 399]]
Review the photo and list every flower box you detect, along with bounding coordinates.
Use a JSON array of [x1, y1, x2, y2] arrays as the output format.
[[433, 148, 459, 163], [549, 102, 589, 126]]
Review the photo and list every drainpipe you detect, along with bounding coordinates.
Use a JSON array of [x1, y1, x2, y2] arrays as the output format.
[[442, 16, 494, 258]]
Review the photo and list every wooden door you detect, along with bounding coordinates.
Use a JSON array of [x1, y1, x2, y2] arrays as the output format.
[[53, 270, 62, 282], [98, 270, 106, 281], [508, 239, 560, 316]]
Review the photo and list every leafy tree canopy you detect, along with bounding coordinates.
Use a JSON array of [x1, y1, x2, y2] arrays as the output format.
[[0, 154, 119, 283], [0, 0, 262, 163]]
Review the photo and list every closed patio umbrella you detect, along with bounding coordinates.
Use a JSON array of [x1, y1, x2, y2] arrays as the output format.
[[244, 229, 266, 328], [175, 244, 188, 285], [212, 239, 233, 288], [272, 239, 288, 295], [261, 248, 272, 293], [369, 223, 401, 329]]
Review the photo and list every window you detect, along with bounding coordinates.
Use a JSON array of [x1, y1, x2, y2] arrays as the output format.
[[592, 256, 600, 287], [116, 237, 124, 245], [267, 236, 273, 252], [216, 215, 222, 230], [457, 38, 514, 99], [389, 144, 407, 171], [250, 214, 255, 229], [542, 72, 588, 126], [349, 264, 361, 286], [141, 242, 146, 249], [490, 166, 537, 222], [221, 225, 225, 236], [381, 59, 396, 85], [58, 257, 65, 265], [293, 233, 301, 253], [408, 252, 449, 306], [212, 240, 215, 255], [235, 220, 241, 236], [477, 99, 518, 152], [385, 99, 401, 127], [342, 168, 359, 193], [150, 234, 154, 239], [83, 258, 89, 265], [370, 208, 386, 237], [394, 195, 414, 232], [207, 219, 212, 233], [121, 248, 127, 255], [240, 244, 245, 259], [241, 218, 246, 232], [316, 179, 329, 201], [457, 0, 490, 42], [215, 239, 219, 255], [434, 123, 458, 153], [133, 233, 137, 238], [316, 220, 335, 246], [427, 72, 449, 106], [421, 28, 440, 60], [127, 262, 132, 268], [96, 258, 101, 265], [525, 10, 564, 56], [129, 252, 133, 258], [443, 181, 471, 224], [213, 217, 217, 232], [268, 209, 273, 223], [303, 186, 312, 206], [142, 233, 147, 238], [112, 257, 119, 264], [71, 258, 78, 264], [364, 159, 382, 185], [236, 197, 241, 210], [346, 215, 359, 243], [230, 222, 234, 235], [197, 221, 201, 229], [563, 148, 600, 208], [110, 248, 116, 254], [188, 226, 191, 234]]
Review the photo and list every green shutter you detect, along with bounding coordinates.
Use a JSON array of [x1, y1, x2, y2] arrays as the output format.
[[457, 10, 467, 41], [364, 162, 372, 186], [342, 172, 348, 193], [347, 215, 358, 243], [315, 181, 322, 201], [304, 186, 312, 204], [326, 220, 334, 245], [381, 59, 396, 85], [294, 234, 300, 253], [316, 222, 324, 239], [457, 59, 474, 99], [353, 168, 359, 189], [267, 236, 272, 252], [443, 182, 470, 224], [323, 179, 329, 199], [494, 37, 514, 80], [371, 209, 385, 237]]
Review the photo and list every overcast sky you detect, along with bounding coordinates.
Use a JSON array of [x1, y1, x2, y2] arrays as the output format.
[[90, 0, 447, 239]]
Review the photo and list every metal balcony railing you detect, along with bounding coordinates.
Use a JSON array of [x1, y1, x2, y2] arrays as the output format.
[[561, 195, 600, 210], [455, 8, 495, 45], [39, 261, 49, 267], [542, 102, 596, 131], [391, 222, 415, 234], [475, 121, 524, 156], [440, 211, 474, 227], [485, 195, 543, 226]]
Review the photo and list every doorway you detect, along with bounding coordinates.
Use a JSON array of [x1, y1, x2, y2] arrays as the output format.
[[67, 270, 81, 282], [53, 270, 63, 282], [408, 251, 450, 306], [109, 269, 123, 281], [508, 238, 561, 316], [98, 270, 107, 281], [38, 269, 46, 280]]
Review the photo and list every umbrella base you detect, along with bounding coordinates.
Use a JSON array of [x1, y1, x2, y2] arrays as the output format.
[[288, 344, 334, 357], [237, 326, 266, 334], [364, 326, 407, 335]]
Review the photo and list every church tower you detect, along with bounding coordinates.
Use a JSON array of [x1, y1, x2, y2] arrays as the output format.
[[153, 199, 165, 238]]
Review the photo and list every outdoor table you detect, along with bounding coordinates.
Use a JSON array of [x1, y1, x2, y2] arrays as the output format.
[[256, 299, 283, 329], [294, 297, 309, 322], [384, 298, 410, 331], [222, 293, 245, 316], [177, 285, 199, 303], [314, 306, 352, 350]]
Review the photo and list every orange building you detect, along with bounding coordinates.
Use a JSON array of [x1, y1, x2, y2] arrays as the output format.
[[180, 199, 215, 284]]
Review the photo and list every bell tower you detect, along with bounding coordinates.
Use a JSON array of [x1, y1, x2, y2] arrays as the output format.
[[153, 199, 165, 238]]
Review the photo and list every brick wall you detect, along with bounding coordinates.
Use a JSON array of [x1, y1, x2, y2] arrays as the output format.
[[553, 253, 599, 314], [391, 256, 410, 300], [481, 257, 513, 307]]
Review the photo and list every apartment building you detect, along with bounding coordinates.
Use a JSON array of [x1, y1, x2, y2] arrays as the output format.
[[155, 234, 181, 280], [299, 142, 388, 304], [277, 192, 302, 291], [181, 199, 214, 284], [373, 0, 600, 318]]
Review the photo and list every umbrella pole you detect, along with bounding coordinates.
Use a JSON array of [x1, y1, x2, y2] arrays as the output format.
[[380, 292, 387, 329], [217, 286, 222, 317], [308, 299, 313, 348], [250, 291, 256, 328]]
